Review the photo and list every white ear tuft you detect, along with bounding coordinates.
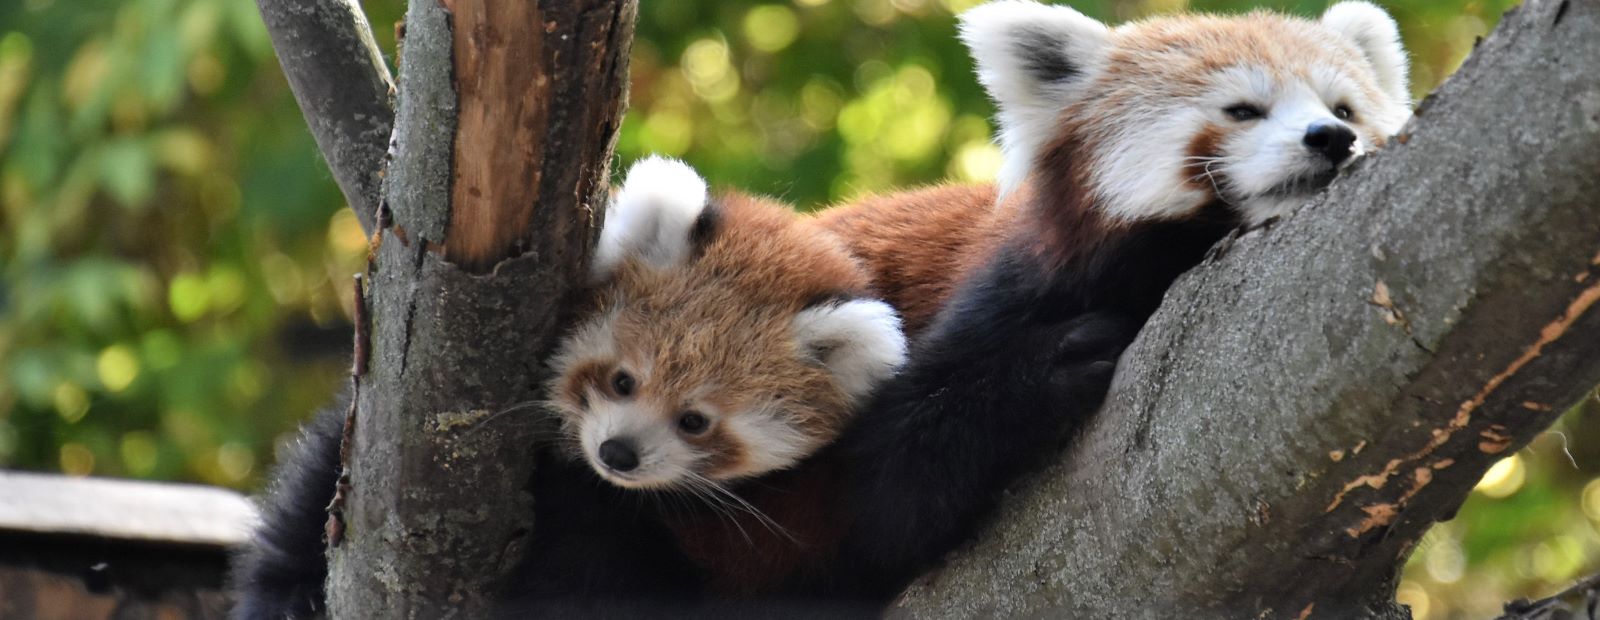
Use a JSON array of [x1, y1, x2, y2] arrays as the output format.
[[591, 156, 710, 283], [958, 0, 1110, 196], [792, 299, 907, 403], [1322, 1, 1411, 109]]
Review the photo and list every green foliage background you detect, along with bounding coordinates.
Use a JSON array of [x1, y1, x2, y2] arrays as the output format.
[[0, 0, 1593, 616]]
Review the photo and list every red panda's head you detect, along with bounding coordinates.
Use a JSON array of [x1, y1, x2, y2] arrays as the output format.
[[547, 157, 907, 490], [961, 1, 1412, 225]]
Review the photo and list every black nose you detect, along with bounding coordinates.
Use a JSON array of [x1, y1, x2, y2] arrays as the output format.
[[598, 439, 639, 472], [1303, 120, 1357, 165]]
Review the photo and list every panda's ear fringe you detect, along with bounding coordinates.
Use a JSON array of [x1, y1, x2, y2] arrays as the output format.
[[792, 299, 908, 403], [1321, 1, 1412, 106], [590, 156, 710, 282], [957, 0, 1109, 195], [957, 0, 1109, 107]]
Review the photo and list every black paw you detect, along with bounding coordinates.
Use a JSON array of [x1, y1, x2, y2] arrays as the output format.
[[1044, 313, 1136, 404], [1050, 313, 1137, 367]]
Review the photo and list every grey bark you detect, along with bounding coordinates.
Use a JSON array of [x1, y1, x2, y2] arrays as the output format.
[[895, 1, 1600, 618], [301, 0, 637, 617], [256, 0, 395, 233]]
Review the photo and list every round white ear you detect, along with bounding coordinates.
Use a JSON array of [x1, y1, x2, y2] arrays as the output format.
[[958, 0, 1111, 197], [792, 299, 908, 403], [1322, 1, 1411, 108], [591, 156, 710, 283]]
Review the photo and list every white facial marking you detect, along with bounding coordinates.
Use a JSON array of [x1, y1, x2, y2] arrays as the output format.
[[961, 0, 1413, 225], [1222, 80, 1374, 224], [1089, 108, 1213, 223], [580, 402, 695, 490], [723, 401, 816, 478]]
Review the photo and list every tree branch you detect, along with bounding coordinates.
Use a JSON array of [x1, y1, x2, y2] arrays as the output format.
[[898, 1, 1600, 617], [256, 0, 396, 234], [318, 0, 636, 615]]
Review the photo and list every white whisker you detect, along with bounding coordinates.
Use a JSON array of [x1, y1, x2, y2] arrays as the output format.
[[685, 471, 797, 545]]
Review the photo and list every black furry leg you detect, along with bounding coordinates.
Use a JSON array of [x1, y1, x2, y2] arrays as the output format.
[[496, 452, 706, 619], [228, 399, 346, 620], [829, 250, 1138, 603]]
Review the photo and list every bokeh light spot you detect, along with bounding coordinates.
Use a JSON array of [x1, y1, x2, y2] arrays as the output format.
[[217, 442, 255, 484], [96, 344, 140, 393], [120, 432, 159, 476], [642, 109, 693, 155], [952, 141, 1003, 182], [682, 38, 740, 103], [744, 6, 801, 53], [1582, 477, 1600, 521], [260, 253, 306, 304], [1474, 455, 1526, 499], [328, 209, 368, 256], [939, 0, 983, 12], [1423, 536, 1465, 584], [53, 383, 90, 423], [60, 443, 95, 476], [1396, 580, 1432, 620], [168, 272, 211, 322], [854, 0, 897, 26]]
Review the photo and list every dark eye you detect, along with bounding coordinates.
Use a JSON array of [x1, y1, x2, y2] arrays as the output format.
[[611, 370, 635, 398], [1224, 103, 1266, 122], [1334, 104, 1355, 121], [676, 411, 709, 435]]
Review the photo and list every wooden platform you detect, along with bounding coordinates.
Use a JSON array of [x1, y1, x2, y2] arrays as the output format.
[[0, 471, 261, 620]]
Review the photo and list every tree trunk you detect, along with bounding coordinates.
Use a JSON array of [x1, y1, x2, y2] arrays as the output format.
[[894, 1, 1600, 618], [260, 0, 637, 615]]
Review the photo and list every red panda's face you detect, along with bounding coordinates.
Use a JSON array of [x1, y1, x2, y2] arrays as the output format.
[[962, 1, 1412, 225], [546, 158, 907, 491]]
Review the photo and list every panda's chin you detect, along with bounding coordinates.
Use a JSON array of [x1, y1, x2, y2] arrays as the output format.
[[1233, 168, 1342, 225]]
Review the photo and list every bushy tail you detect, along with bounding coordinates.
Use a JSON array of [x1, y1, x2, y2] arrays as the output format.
[[228, 395, 346, 620]]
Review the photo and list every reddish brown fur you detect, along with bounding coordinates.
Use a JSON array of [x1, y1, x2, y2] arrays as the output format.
[[665, 462, 847, 594], [575, 192, 869, 476], [552, 191, 883, 590], [1184, 125, 1228, 196], [814, 185, 1008, 336], [1028, 125, 1126, 266], [816, 129, 1121, 335]]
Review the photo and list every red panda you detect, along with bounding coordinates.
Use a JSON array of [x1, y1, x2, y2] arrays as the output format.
[[549, 156, 906, 491], [814, 0, 1414, 605], [819, 0, 1411, 336], [233, 2, 1415, 617], [527, 156, 911, 600], [229, 156, 911, 619]]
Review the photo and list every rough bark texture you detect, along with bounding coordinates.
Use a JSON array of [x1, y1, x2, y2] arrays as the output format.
[[314, 0, 636, 616], [256, 0, 395, 233], [896, 1, 1600, 618]]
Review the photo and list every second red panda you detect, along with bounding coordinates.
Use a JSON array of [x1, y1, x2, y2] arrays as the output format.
[[820, 0, 1411, 336]]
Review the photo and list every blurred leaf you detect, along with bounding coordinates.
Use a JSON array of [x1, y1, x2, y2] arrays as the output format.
[[99, 136, 156, 208]]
